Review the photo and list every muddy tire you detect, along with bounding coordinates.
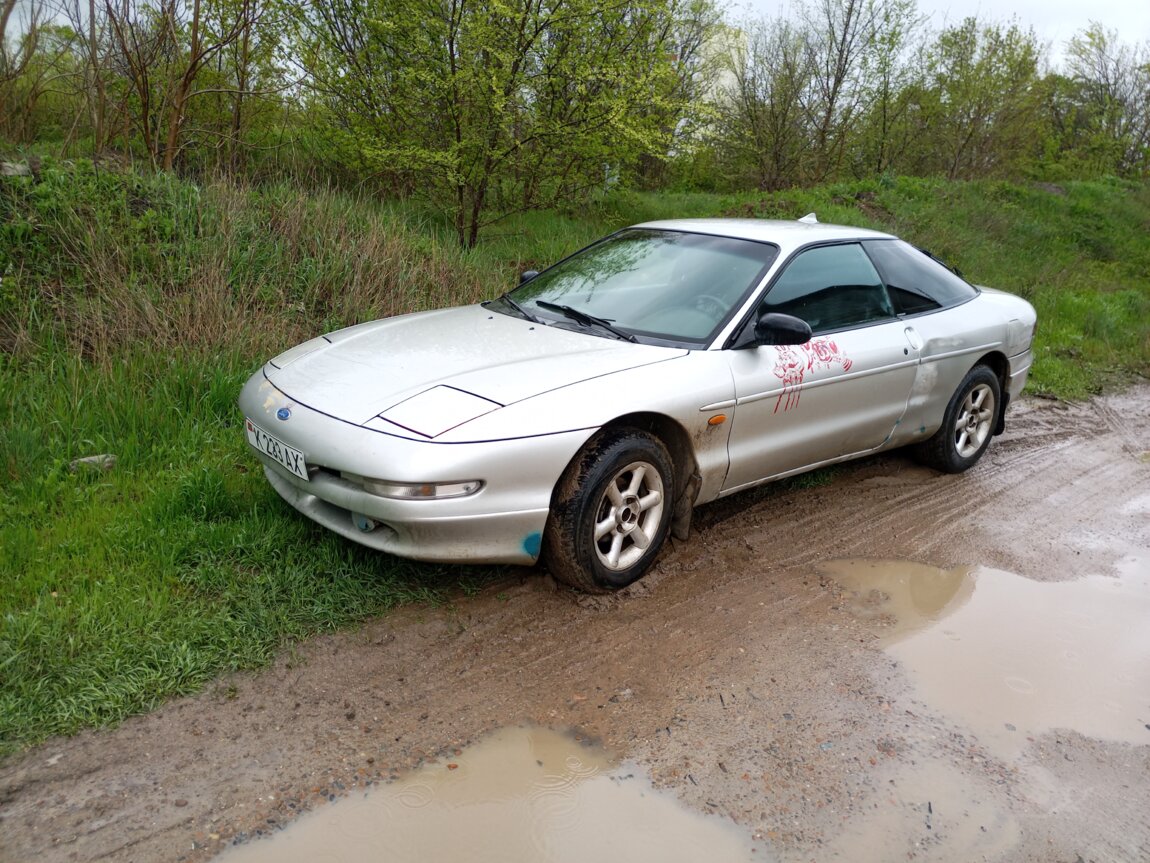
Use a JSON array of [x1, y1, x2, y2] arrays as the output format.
[[544, 430, 674, 593], [915, 365, 1001, 474]]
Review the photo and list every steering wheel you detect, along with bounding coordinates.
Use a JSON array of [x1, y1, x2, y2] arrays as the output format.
[[693, 294, 727, 321]]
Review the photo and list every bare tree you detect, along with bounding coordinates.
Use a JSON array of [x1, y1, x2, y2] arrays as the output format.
[[55, 0, 110, 151], [103, 0, 255, 168], [715, 18, 812, 189], [851, 0, 923, 175], [801, 0, 880, 182]]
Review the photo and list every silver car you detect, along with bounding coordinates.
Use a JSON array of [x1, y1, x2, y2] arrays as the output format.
[[239, 218, 1036, 591]]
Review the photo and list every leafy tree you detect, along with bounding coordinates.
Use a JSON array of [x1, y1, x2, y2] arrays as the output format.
[[296, 0, 711, 247], [909, 18, 1044, 179], [849, 0, 923, 176], [169, 0, 285, 174], [1065, 24, 1150, 178], [633, 0, 721, 188]]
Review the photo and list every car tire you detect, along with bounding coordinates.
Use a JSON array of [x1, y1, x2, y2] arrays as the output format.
[[915, 365, 1001, 474], [544, 429, 674, 593]]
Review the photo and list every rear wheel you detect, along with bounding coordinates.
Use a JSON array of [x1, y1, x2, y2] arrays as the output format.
[[544, 430, 674, 592], [915, 365, 1001, 473]]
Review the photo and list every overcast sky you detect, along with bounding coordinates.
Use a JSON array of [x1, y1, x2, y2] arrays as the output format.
[[916, 0, 1149, 58], [7, 0, 1149, 69], [741, 0, 1150, 68]]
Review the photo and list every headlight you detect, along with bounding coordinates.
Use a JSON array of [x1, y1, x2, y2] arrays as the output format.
[[343, 473, 483, 500]]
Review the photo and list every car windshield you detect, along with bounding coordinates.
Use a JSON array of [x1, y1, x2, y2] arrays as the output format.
[[508, 229, 779, 345]]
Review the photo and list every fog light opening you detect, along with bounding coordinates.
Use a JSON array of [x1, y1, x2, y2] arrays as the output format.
[[353, 512, 378, 532]]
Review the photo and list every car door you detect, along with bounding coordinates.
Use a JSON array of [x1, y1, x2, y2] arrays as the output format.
[[721, 242, 920, 493]]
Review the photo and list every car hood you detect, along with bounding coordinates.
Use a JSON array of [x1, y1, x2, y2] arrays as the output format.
[[264, 304, 686, 434]]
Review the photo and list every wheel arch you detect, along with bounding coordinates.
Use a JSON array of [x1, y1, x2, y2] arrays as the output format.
[[553, 411, 701, 542], [975, 350, 1008, 386], [974, 350, 1010, 435]]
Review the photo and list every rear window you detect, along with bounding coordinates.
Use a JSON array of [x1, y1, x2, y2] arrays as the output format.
[[863, 240, 978, 315]]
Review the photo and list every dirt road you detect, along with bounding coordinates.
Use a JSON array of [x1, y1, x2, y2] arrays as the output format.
[[2, 387, 1148, 863]]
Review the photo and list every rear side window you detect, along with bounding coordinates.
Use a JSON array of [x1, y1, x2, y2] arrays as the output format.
[[863, 240, 978, 315]]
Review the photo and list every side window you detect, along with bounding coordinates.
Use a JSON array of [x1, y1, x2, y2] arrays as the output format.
[[863, 239, 978, 315], [761, 243, 895, 334]]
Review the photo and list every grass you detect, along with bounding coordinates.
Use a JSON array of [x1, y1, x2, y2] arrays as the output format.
[[1, 165, 501, 362], [852, 176, 1150, 398], [0, 353, 499, 749], [1, 162, 1148, 754]]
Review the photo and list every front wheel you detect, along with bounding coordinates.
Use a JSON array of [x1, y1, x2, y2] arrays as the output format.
[[544, 430, 674, 592], [915, 365, 1001, 473]]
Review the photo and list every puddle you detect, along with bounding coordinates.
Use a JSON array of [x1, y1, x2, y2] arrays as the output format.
[[823, 557, 1150, 757], [819, 559, 976, 641], [215, 725, 755, 863]]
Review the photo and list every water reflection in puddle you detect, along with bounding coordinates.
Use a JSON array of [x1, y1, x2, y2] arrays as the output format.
[[216, 725, 755, 863], [822, 557, 1150, 756]]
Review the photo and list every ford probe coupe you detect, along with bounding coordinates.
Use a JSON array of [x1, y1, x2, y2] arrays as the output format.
[[239, 217, 1037, 592]]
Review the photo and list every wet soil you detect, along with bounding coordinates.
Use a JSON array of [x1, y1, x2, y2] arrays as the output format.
[[2, 386, 1149, 863]]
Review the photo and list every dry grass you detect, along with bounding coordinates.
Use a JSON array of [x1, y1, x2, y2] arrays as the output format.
[[2, 168, 501, 364]]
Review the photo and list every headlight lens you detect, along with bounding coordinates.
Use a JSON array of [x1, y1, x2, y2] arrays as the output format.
[[343, 473, 483, 500]]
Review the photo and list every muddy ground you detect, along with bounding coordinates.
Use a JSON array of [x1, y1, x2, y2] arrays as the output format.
[[2, 386, 1149, 863]]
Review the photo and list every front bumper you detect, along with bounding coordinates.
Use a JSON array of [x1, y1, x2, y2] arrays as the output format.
[[260, 464, 551, 564], [240, 371, 593, 565], [1006, 347, 1032, 401]]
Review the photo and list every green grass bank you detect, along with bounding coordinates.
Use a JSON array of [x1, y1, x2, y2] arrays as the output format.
[[2, 163, 1148, 755]]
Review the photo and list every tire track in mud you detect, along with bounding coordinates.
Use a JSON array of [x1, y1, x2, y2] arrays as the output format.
[[683, 392, 1148, 584], [1091, 395, 1149, 456]]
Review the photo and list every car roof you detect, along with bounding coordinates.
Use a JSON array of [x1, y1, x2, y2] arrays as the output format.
[[633, 218, 895, 253]]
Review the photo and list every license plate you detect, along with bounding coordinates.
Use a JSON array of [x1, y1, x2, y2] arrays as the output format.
[[246, 418, 309, 481]]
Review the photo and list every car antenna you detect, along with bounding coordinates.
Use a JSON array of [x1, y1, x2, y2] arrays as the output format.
[[798, 213, 818, 224]]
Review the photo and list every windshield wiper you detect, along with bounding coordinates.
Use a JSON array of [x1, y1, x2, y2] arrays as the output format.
[[487, 292, 543, 323], [536, 300, 637, 342]]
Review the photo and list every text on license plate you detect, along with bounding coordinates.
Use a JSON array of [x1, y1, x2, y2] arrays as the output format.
[[246, 419, 309, 481]]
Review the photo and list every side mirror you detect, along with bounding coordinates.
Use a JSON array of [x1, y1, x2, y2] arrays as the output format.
[[755, 312, 813, 345], [730, 311, 812, 349], [519, 270, 539, 284]]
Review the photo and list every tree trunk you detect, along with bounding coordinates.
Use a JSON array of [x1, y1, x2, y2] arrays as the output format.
[[162, 0, 202, 170], [88, 0, 106, 152], [229, 0, 253, 175]]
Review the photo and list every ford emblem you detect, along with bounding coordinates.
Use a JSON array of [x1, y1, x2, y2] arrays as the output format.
[[276, 407, 291, 421]]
